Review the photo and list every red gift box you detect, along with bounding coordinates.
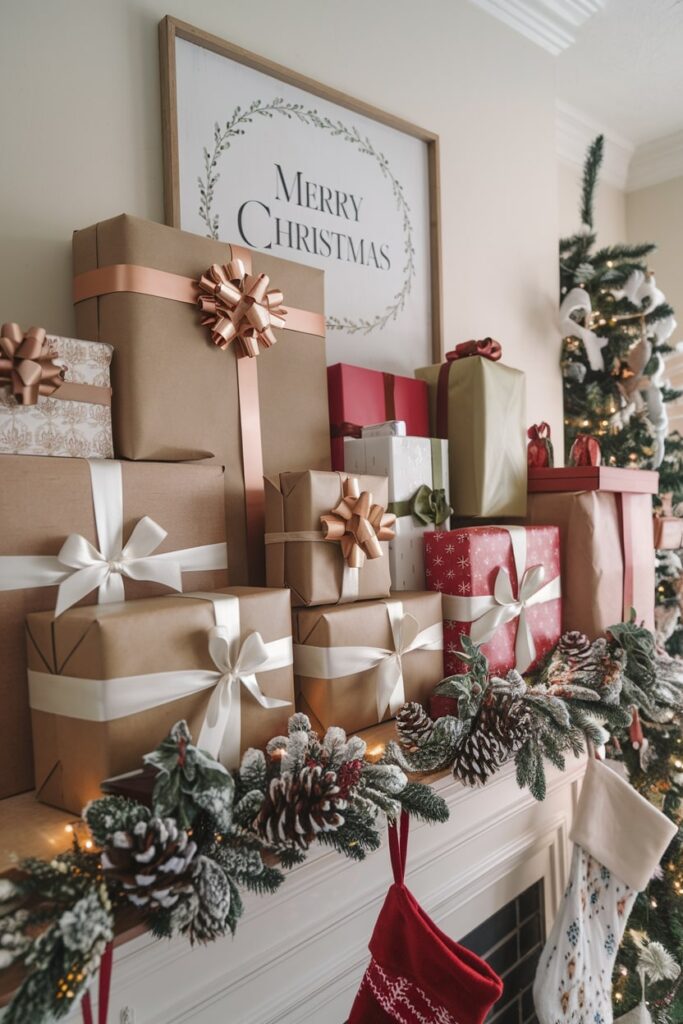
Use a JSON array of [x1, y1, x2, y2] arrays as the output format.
[[328, 363, 430, 470], [425, 525, 562, 677]]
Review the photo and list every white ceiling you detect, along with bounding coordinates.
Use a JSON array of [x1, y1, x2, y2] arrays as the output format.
[[555, 0, 683, 147]]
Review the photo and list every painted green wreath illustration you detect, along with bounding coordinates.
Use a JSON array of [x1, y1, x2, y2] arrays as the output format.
[[198, 98, 415, 334]]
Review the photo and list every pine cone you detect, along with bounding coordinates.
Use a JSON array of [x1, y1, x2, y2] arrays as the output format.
[[396, 702, 434, 749], [101, 817, 197, 909], [558, 630, 592, 664], [453, 692, 531, 787], [255, 765, 347, 850]]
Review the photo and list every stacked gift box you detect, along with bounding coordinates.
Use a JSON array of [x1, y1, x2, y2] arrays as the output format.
[[1, 209, 659, 817]]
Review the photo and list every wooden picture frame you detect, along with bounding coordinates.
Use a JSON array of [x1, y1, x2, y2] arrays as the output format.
[[159, 15, 443, 365]]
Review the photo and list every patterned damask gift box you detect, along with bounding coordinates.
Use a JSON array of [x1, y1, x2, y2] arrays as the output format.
[[0, 323, 113, 457], [425, 525, 561, 677]]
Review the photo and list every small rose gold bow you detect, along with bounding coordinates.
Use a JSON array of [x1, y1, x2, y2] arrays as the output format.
[[320, 476, 396, 569], [196, 259, 287, 358], [447, 338, 502, 362], [0, 322, 65, 406]]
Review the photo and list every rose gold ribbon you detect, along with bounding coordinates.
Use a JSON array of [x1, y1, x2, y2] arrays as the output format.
[[320, 476, 396, 570], [197, 260, 287, 358], [0, 323, 65, 406]]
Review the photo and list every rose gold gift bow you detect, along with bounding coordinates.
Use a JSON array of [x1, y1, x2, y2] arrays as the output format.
[[442, 526, 561, 674], [27, 593, 292, 771], [0, 322, 112, 408], [0, 323, 65, 406], [73, 246, 324, 581], [293, 599, 443, 720], [320, 476, 396, 570], [197, 260, 287, 358], [0, 460, 228, 615]]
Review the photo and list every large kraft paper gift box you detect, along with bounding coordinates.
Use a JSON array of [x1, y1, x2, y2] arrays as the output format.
[[343, 433, 450, 590], [425, 524, 561, 677], [526, 466, 657, 638], [26, 587, 294, 814], [73, 213, 330, 584], [265, 470, 394, 606], [416, 340, 527, 517], [327, 363, 430, 470], [0, 325, 114, 458], [293, 592, 443, 734], [0, 456, 228, 799]]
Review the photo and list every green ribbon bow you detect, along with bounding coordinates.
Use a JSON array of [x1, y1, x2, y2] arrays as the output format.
[[390, 484, 452, 526]]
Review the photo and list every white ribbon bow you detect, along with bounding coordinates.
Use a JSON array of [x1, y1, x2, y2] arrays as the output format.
[[199, 623, 291, 768], [0, 459, 228, 615], [560, 287, 608, 371], [442, 526, 561, 674], [293, 599, 443, 720]]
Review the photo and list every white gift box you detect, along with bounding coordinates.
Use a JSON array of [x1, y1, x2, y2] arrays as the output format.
[[344, 434, 450, 590], [0, 333, 113, 458]]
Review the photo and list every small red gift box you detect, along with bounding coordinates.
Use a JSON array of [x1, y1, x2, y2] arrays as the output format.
[[328, 363, 429, 470], [425, 525, 562, 677]]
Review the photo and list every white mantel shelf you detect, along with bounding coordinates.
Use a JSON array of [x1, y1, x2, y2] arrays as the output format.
[[57, 756, 586, 1024]]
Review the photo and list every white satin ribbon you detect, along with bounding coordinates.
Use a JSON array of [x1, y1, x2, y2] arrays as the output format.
[[442, 526, 561, 674], [293, 599, 443, 719], [27, 592, 292, 769], [0, 460, 228, 616], [560, 287, 608, 371]]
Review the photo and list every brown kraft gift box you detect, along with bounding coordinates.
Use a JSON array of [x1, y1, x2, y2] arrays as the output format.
[[293, 591, 443, 734], [0, 455, 228, 799], [26, 587, 294, 814], [525, 467, 657, 638], [265, 470, 393, 606], [73, 213, 331, 584]]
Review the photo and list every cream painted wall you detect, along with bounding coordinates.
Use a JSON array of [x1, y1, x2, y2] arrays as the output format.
[[0, 0, 563, 443], [558, 160, 627, 243], [627, 176, 683, 434]]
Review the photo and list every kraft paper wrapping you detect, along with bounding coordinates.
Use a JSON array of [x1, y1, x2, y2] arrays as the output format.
[[0, 455, 228, 799], [525, 490, 655, 638], [416, 357, 527, 517], [293, 592, 444, 733], [26, 587, 293, 814], [265, 470, 392, 606], [72, 214, 331, 585]]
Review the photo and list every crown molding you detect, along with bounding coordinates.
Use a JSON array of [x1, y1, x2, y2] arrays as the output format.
[[556, 101, 635, 190], [468, 0, 605, 56], [627, 130, 683, 192]]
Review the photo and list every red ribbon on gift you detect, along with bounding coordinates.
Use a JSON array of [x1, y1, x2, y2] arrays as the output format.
[[569, 434, 602, 467], [330, 421, 364, 439], [81, 941, 113, 1024], [527, 422, 554, 469], [446, 338, 502, 363]]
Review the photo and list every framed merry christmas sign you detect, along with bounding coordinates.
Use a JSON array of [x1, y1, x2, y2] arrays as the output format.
[[159, 16, 443, 370]]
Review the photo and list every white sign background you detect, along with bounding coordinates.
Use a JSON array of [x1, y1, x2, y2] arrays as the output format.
[[175, 38, 433, 372]]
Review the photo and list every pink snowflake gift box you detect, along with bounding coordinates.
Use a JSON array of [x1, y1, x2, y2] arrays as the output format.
[[425, 524, 561, 676]]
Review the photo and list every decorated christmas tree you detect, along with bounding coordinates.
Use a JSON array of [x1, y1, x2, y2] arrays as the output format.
[[561, 137, 683, 1018]]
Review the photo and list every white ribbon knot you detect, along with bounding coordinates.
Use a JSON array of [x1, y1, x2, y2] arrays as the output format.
[[443, 526, 561, 675], [54, 515, 181, 616], [293, 599, 443, 721], [200, 624, 290, 767]]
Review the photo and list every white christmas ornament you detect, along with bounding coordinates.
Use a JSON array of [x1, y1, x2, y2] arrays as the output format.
[[560, 288, 609, 371]]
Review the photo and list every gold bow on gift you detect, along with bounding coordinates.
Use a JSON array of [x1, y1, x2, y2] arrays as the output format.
[[320, 477, 396, 569], [0, 323, 65, 406], [197, 260, 288, 358]]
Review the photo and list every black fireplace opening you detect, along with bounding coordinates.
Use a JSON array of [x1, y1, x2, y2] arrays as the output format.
[[460, 881, 545, 1024]]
